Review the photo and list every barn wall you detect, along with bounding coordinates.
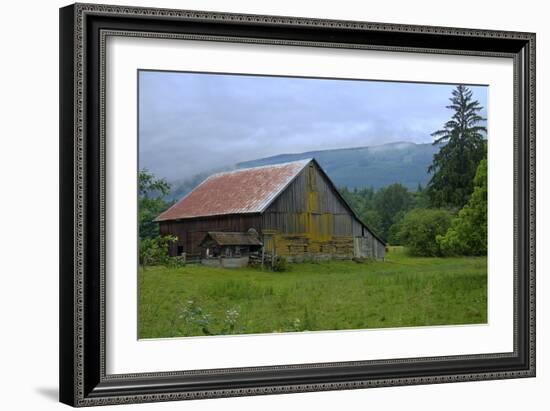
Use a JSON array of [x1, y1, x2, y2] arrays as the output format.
[[262, 162, 384, 260], [266, 163, 350, 216], [352, 219, 363, 237], [375, 240, 386, 260], [159, 214, 262, 257]]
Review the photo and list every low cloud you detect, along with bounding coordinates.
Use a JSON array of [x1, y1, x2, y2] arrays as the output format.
[[139, 71, 487, 181]]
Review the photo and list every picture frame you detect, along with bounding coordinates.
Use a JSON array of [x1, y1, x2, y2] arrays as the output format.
[[59, 2, 535, 407]]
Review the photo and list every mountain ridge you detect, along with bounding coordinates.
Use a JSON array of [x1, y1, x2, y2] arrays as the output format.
[[236, 141, 438, 190], [168, 141, 438, 200]]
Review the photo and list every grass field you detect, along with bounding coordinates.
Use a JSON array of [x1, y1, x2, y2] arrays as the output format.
[[138, 247, 487, 338]]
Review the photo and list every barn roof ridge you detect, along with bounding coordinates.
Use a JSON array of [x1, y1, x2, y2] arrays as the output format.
[[206, 158, 312, 179]]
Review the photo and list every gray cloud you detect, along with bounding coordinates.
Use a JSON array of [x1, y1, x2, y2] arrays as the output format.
[[139, 71, 487, 181]]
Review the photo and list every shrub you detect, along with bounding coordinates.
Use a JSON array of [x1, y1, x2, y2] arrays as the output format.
[[139, 235, 177, 266], [272, 256, 289, 272], [167, 253, 186, 268], [398, 208, 454, 256]]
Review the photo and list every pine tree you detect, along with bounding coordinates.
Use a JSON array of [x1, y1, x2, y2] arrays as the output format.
[[427, 85, 487, 208]]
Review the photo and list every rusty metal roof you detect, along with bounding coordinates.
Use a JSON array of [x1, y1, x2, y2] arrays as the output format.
[[155, 159, 311, 221], [201, 231, 263, 246]]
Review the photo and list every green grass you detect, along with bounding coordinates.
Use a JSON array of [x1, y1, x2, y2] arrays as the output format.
[[138, 246, 487, 338]]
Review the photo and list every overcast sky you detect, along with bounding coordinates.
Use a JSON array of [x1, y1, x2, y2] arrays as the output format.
[[138, 71, 487, 181]]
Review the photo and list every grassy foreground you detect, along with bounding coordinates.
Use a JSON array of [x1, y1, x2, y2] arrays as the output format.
[[138, 247, 487, 338]]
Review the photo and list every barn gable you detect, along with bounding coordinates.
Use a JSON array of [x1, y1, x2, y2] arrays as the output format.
[[261, 161, 382, 241], [261, 160, 385, 260]]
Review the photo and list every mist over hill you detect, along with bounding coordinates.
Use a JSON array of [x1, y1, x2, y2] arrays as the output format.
[[168, 141, 438, 200], [238, 141, 438, 189]]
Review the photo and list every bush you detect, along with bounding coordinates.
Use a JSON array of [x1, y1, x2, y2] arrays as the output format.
[[167, 254, 186, 268], [398, 208, 454, 256], [272, 256, 289, 272], [139, 235, 177, 266], [437, 159, 487, 256]]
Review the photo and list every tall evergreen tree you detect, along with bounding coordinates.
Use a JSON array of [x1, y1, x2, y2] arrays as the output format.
[[427, 85, 487, 208]]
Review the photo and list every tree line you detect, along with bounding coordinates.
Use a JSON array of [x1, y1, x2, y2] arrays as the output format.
[[341, 85, 487, 257]]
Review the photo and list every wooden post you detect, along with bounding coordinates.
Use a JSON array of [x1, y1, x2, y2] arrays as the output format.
[[261, 246, 265, 269], [271, 236, 276, 269]]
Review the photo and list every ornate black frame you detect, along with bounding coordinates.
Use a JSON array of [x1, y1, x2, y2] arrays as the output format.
[[59, 3, 536, 407]]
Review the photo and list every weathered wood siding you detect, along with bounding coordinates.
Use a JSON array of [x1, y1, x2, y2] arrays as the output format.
[[353, 229, 385, 259], [261, 162, 384, 260], [159, 214, 262, 257], [375, 240, 386, 260]]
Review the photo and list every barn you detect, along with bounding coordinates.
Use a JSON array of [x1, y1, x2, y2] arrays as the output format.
[[155, 159, 386, 264]]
